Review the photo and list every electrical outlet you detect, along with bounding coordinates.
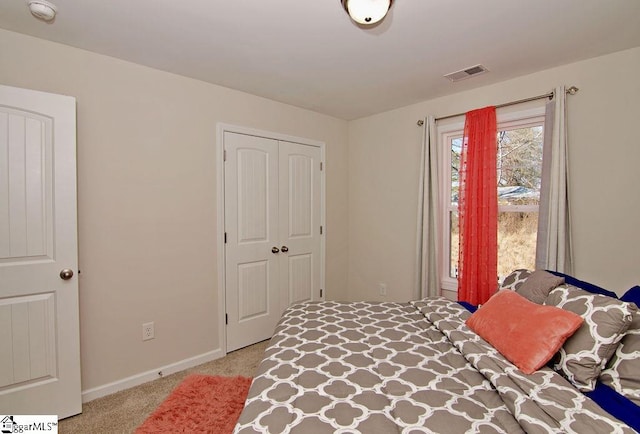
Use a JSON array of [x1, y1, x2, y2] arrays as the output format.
[[379, 283, 387, 296], [142, 322, 155, 341]]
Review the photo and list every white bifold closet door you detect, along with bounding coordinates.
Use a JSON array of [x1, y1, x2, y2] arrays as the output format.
[[224, 132, 322, 352]]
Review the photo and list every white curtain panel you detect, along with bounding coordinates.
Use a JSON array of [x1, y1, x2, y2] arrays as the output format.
[[415, 116, 441, 298], [535, 86, 574, 272]]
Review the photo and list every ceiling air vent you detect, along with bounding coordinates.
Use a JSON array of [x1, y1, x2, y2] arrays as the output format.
[[444, 64, 489, 82]]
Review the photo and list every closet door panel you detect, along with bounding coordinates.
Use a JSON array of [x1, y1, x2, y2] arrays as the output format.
[[224, 132, 280, 352], [279, 141, 321, 306]]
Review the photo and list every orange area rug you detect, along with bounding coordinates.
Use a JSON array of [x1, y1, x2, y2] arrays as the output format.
[[136, 374, 252, 434]]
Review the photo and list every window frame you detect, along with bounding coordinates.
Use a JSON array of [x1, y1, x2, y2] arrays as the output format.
[[437, 107, 546, 293]]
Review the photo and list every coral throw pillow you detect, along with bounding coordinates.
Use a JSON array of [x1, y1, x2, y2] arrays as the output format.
[[466, 290, 583, 374]]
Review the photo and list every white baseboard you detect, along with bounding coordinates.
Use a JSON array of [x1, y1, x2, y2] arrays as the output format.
[[81, 347, 225, 403]]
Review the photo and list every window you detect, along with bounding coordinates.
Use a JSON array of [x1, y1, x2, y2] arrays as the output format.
[[439, 108, 545, 291]]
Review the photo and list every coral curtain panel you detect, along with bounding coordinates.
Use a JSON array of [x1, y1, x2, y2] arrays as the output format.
[[458, 107, 498, 305]]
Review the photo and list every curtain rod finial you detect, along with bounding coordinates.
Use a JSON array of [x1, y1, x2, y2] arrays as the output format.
[[567, 86, 579, 95]]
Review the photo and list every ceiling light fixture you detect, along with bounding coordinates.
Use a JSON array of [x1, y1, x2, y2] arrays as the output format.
[[27, 0, 57, 22], [341, 0, 393, 26]]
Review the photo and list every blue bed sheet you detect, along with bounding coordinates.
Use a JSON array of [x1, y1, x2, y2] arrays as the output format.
[[586, 382, 640, 432]]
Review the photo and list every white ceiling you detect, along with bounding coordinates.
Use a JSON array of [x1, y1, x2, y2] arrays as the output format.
[[1, 0, 639, 120]]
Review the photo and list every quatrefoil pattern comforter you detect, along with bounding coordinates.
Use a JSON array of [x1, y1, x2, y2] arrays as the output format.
[[233, 297, 634, 433]]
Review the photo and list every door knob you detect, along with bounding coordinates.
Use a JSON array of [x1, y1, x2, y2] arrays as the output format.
[[271, 247, 280, 254], [60, 269, 74, 280], [281, 246, 289, 253]]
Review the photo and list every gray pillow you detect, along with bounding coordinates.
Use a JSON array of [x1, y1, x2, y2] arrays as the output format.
[[499, 269, 532, 291], [599, 309, 640, 405], [544, 285, 637, 391], [515, 270, 565, 304]]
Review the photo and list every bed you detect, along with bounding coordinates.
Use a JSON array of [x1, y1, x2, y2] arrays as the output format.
[[234, 271, 640, 433]]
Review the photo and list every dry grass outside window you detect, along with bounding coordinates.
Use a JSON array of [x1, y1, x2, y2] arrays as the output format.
[[450, 211, 537, 283]]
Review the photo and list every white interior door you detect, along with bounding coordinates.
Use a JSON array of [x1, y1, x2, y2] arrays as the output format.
[[224, 131, 323, 352], [224, 132, 280, 352], [0, 85, 81, 418], [279, 141, 321, 307]]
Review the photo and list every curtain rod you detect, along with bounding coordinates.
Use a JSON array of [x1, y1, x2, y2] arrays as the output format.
[[416, 86, 579, 126]]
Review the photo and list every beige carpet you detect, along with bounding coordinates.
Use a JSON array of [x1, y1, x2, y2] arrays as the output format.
[[59, 340, 268, 434]]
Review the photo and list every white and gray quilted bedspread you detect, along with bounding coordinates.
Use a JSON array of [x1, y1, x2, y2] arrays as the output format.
[[233, 297, 634, 433]]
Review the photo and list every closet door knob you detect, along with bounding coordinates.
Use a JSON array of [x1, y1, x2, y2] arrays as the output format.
[[281, 246, 289, 253], [271, 247, 280, 254], [60, 269, 74, 280]]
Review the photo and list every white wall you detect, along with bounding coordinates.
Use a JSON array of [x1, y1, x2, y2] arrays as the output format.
[[348, 47, 640, 301], [2, 26, 639, 400], [0, 29, 349, 395]]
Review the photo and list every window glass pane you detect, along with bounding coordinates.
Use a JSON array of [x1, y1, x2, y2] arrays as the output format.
[[498, 211, 538, 281], [451, 137, 462, 205], [446, 122, 543, 287], [450, 209, 458, 278], [497, 126, 543, 206]]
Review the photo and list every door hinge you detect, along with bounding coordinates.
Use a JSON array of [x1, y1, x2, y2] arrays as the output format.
[[320, 226, 323, 235], [225, 313, 228, 325], [223, 150, 227, 161], [320, 289, 323, 298], [224, 232, 227, 244], [320, 162, 324, 171]]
